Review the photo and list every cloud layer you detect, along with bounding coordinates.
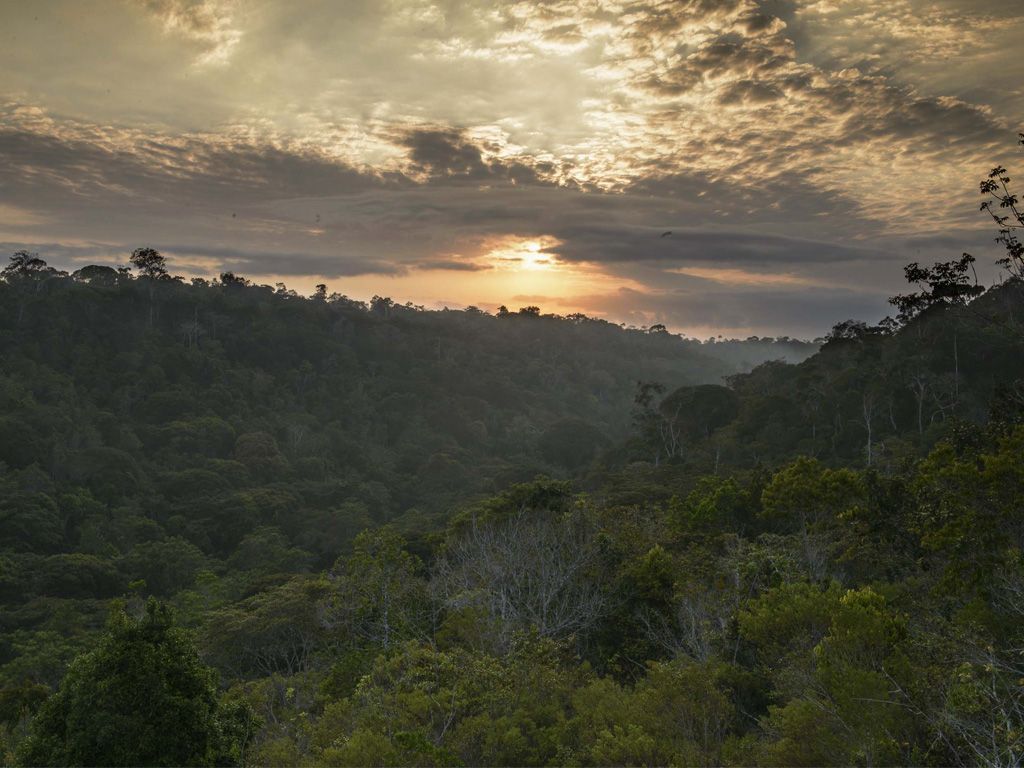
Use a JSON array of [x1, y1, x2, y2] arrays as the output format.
[[0, 0, 1021, 336]]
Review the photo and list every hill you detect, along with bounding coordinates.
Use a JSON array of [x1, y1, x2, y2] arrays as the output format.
[[2, 256, 1023, 766], [0, 261, 816, 537]]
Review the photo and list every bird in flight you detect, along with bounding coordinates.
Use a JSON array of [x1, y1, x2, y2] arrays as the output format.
[[660, 231, 672, 238]]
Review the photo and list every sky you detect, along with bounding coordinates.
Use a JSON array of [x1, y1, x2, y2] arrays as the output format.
[[1, 0, 1023, 338]]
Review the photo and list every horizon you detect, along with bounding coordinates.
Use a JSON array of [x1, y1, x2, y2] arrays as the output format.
[[2, 0, 1023, 337], [32, 255, 839, 343]]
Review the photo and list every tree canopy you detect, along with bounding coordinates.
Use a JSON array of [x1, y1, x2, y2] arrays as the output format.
[[16, 601, 253, 767], [2, 143, 1024, 765]]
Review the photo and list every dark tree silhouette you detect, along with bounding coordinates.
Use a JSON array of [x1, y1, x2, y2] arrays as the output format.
[[129, 247, 168, 279], [888, 253, 984, 324], [1, 250, 48, 277], [219, 272, 248, 288], [979, 133, 1024, 280]]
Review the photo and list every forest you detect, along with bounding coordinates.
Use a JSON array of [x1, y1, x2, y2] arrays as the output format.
[[1, 162, 1024, 766]]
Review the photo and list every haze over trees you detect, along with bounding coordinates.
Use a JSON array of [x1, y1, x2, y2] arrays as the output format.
[[0, 140, 1023, 766]]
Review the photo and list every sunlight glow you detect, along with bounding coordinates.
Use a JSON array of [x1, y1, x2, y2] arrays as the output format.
[[669, 266, 830, 288], [483, 235, 560, 271]]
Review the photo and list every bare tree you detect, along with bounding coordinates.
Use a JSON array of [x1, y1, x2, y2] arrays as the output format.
[[434, 507, 609, 653], [640, 583, 735, 663]]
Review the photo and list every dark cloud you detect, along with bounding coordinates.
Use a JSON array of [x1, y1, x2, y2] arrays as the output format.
[[642, 69, 703, 97], [547, 225, 888, 266], [0, 240, 403, 279], [400, 128, 543, 186], [0, 125, 399, 214], [688, 36, 790, 78], [402, 128, 491, 179], [0, 241, 125, 266], [739, 11, 782, 34], [161, 243, 404, 278], [837, 89, 1007, 150], [413, 259, 492, 272], [716, 78, 785, 105]]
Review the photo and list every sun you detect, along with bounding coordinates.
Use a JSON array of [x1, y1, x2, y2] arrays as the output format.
[[484, 235, 560, 271], [521, 241, 551, 270]]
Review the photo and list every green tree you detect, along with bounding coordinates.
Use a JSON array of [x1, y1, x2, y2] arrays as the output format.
[[325, 527, 429, 651], [201, 576, 331, 678], [17, 601, 255, 767], [538, 418, 609, 471], [757, 587, 909, 766], [761, 458, 864, 580]]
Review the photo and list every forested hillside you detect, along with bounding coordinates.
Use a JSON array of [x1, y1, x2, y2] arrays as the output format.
[[667, 281, 1024, 474], [1, 247, 1023, 766], [0, 258, 815, 535]]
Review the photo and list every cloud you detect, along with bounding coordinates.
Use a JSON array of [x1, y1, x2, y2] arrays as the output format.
[[160, 243, 405, 278], [413, 259, 493, 272], [128, 0, 241, 64], [0, 240, 402, 279], [547, 224, 887, 266], [788, 0, 1005, 68], [399, 127, 543, 185], [1, 0, 1021, 335], [0, 107, 401, 212], [0, 98, 1006, 332], [716, 78, 785, 105]]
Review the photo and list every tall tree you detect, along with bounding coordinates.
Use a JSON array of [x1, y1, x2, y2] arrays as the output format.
[[1, 251, 48, 278], [17, 600, 254, 767], [324, 527, 429, 651], [2, 251, 54, 324], [128, 247, 168, 279], [888, 253, 984, 325], [129, 247, 168, 328]]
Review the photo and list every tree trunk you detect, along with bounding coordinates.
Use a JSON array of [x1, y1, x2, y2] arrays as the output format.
[[953, 329, 959, 401], [862, 393, 874, 467]]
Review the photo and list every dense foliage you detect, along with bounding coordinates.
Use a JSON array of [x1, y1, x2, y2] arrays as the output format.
[[16, 600, 254, 767], [1, 226, 1023, 765]]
